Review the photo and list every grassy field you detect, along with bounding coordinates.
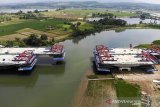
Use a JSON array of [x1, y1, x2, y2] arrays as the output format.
[[135, 39, 160, 48], [41, 9, 136, 19], [0, 17, 95, 42], [115, 80, 140, 97], [78, 78, 141, 107], [0, 18, 25, 26], [115, 80, 141, 107], [78, 80, 117, 107], [0, 18, 71, 36], [134, 44, 150, 48], [109, 11, 136, 17], [78, 23, 94, 31], [0, 14, 24, 26], [41, 9, 106, 19]]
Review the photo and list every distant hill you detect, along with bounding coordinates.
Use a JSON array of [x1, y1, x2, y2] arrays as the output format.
[[0, 1, 160, 11]]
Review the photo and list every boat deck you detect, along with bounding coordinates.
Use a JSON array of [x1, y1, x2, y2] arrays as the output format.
[[0, 44, 65, 68], [0, 47, 53, 55], [0, 55, 19, 65], [94, 45, 159, 67]]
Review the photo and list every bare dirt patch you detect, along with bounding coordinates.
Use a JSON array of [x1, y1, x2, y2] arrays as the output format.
[[0, 28, 70, 41], [17, 28, 58, 39], [0, 33, 28, 41]]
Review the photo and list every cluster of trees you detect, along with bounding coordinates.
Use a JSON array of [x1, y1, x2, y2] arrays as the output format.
[[135, 40, 160, 48], [0, 17, 12, 23], [71, 28, 94, 37], [70, 22, 81, 30], [19, 12, 37, 19], [2, 38, 25, 47], [3, 34, 55, 47], [33, 9, 48, 13], [152, 40, 160, 45], [140, 13, 151, 20], [23, 34, 50, 46], [89, 17, 127, 32], [98, 18, 127, 26], [92, 13, 116, 19], [16, 10, 43, 19], [70, 22, 95, 37], [71, 17, 127, 37]]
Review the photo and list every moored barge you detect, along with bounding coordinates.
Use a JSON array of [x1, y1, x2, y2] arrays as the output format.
[[93, 45, 160, 73], [50, 44, 65, 62], [0, 44, 65, 72]]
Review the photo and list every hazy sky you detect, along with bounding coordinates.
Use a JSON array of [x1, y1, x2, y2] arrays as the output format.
[[0, 0, 160, 4]]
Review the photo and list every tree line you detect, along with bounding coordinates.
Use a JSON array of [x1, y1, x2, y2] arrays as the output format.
[[71, 16, 127, 37], [92, 13, 116, 19], [1, 34, 55, 47]]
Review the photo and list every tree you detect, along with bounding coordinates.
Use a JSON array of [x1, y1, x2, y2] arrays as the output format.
[[152, 40, 160, 45], [40, 34, 48, 41], [77, 22, 81, 26], [17, 10, 23, 15], [70, 24, 76, 30], [6, 41, 14, 47], [25, 34, 40, 46], [139, 21, 143, 24], [34, 9, 39, 13], [27, 11, 32, 14], [140, 14, 146, 20], [51, 38, 55, 43]]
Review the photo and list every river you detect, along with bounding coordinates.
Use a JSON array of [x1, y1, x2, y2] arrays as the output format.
[[0, 29, 160, 107]]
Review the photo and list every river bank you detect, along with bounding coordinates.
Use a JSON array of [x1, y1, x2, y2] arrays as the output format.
[[72, 67, 142, 107], [71, 69, 118, 107]]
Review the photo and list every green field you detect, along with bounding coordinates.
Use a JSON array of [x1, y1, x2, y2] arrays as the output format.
[[78, 23, 94, 31], [0, 17, 95, 38], [115, 80, 141, 107], [81, 79, 141, 107], [0, 18, 71, 36], [135, 40, 160, 48], [108, 11, 136, 17], [41, 9, 136, 19], [63, 9, 136, 17], [115, 80, 140, 97], [135, 44, 150, 48]]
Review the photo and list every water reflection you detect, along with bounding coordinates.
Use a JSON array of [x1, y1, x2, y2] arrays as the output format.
[[114, 28, 126, 33], [87, 17, 160, 24], [0, 61, 65, 87], [119, 18, 160, 24], [71, 29, 160, 48]]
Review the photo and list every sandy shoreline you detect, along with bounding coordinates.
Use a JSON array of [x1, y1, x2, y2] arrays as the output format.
[[71, 69, 92, 107], [71, 69, 118, 107]]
